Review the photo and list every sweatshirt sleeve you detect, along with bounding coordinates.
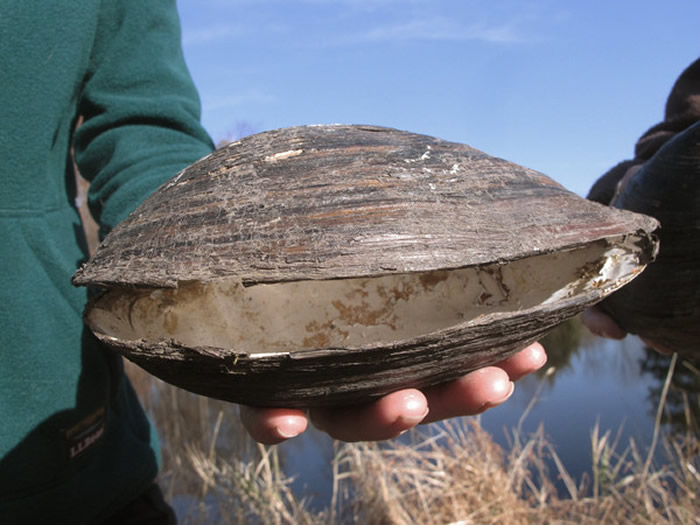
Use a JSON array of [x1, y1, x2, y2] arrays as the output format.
[[73, 0, 214, 239], [587, 57, 700, 204]]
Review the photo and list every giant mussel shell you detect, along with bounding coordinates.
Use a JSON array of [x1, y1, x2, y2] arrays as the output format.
[[599, 121, 700, 353], [73, 125, 659, 407]]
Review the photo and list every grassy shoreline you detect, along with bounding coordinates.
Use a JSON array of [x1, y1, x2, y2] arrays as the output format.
[[125, 354, 699, 524]]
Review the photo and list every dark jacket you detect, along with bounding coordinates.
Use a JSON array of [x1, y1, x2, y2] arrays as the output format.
[[0, 1, 213, 522]]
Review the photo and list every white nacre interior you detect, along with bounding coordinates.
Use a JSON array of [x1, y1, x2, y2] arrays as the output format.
[[88, 239, 645, 353]]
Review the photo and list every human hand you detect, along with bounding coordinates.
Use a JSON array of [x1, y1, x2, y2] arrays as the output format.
[[239, 341, 546, 444], [581, 306, 674, 355]]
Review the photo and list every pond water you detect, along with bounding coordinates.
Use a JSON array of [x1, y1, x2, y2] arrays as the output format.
[[274, 318, 699, 509]]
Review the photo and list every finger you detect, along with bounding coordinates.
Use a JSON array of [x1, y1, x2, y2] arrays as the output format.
[[495, 342, 547, 382], [581, 307, 627, 340], [238, 406, 308, 445], [421, 366, 514, 424], [309, 389, 428, 442]]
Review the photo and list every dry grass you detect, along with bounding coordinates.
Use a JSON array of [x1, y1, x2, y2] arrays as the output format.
[[328, 417, 698, 524], [331, 420, 536, 524], [124, 356, 699, 525]]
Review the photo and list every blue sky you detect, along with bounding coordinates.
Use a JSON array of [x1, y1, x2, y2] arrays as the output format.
[[175, 0, 699, 196]]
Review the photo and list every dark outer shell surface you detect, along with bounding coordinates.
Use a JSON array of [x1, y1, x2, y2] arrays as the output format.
[[72, 125, 659, 289], [600, 121, 700, 353], [72, 124, 661, 406]]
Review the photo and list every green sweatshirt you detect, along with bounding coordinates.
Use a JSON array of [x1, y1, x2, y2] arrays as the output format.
[[0, 1, 214, 522]]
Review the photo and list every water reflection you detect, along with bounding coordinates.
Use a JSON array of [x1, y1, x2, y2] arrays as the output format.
[[480, 328, 651, 491], [536, 315, 591, 382], [534, 317, 699, 439], [639, 348, 700, 437]]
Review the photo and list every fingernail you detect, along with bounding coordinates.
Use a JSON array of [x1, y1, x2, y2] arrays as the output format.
[[398, 392, 429, 426], [483, 381, 515, 410], [398, 409, 430, 427], [274, 417, 303, 439], [504, 381, 515, 401], [275, 426, 301, 439], [529, 345, 548, 370], [405, 393, 424, 413], [399, 407, 430, 426]]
